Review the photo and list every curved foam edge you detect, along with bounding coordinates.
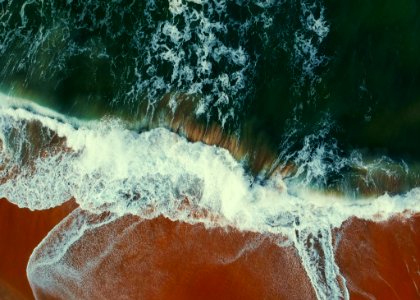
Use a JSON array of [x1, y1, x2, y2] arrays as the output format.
[[1, 94, 418, 299]]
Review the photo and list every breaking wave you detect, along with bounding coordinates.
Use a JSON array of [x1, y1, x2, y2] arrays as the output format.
[[1, 1, 419, 299], [0, 94, 419, 299], [0, 0, 332, 129]]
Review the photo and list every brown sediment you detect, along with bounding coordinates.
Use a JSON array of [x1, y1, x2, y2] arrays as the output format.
[[8, 120, 68, 163], [132, 92, 287, 178], [6, 95, 418, 197], [0, 198, 77, 299], [29, 211, 317, 300], [335, 213, 420, 299], [0, 120, 71, 186], [26, 207, 420, 300], [133, 93, 420, 196], [346, 164, 420, 198], [1, 94, 420, 299]]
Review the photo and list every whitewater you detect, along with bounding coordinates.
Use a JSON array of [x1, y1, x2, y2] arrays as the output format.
[[0, 94, 418, 300], [1, 1, 419, 298]]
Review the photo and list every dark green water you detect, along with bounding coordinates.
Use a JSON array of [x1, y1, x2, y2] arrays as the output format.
[[1, 0, 419, 189]]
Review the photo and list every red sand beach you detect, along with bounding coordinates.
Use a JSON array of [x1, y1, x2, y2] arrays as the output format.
[[28, 211, 317, 300], [335, 214, 420, 299], [0, 198, 419, 299], [0, 199, 76, 299]]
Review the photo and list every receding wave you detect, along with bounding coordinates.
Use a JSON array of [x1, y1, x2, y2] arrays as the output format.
[[0, 94, 419, 299], [1, 2, 419, 298]]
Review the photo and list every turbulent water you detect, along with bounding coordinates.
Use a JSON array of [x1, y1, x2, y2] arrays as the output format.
[[0, 0, 419, 299]]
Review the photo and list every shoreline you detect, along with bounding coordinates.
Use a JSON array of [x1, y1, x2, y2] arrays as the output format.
[[0, 195, 419, 299], [0, 198, 76, 299]]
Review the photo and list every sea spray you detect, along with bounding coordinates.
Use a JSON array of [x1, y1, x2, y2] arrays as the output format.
[[0, 0, 419, 298], [1, 96, 419, 299], [0, 0, 288, 127]]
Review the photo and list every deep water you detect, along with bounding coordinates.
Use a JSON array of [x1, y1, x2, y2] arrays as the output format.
[[1, 0, 419, 159]]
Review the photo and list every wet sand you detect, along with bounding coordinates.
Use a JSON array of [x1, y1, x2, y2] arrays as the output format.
[[28, 210, 317, 300], [335, 214, 420, 299], [1, 198, 419, 299], [0, 199, 76, 299]]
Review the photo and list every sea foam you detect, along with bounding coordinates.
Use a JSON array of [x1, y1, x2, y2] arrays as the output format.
[[0, 94, 419, 299]]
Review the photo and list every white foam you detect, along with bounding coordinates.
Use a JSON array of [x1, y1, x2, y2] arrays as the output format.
[[27, 208, 120, 299], [292, 1, 330, 95], [129, 0, 283, 125], [2, 0, 334, 130], [1, 95, 418, 299], [1, 0, 283, 128], [1, 2, 416, 298]]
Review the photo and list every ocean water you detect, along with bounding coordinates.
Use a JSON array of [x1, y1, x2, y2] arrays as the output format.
[[0, 1, 419, 299]]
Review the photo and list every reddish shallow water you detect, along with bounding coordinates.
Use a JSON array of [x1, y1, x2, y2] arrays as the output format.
[[335, 214, 420, 299], [28, 211, 317, 300], [0, 199, 76, 299], [0, 198, 419, 300]]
